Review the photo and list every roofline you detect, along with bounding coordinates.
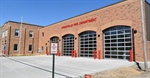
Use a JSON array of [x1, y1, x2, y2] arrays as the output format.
[[3, 21, 44, 27], [45, 0, 124, 27], [146, 0, 150, 5]]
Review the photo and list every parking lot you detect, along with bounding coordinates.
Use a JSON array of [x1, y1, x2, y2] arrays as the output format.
[[0, 55, 134, 78]]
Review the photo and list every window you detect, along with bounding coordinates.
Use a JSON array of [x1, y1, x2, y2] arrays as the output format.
[[14, 44, 18, 51], [29, 45, 33, 51], [29, 31, 33, 38], [42, 32, 44, 37], [15, 29, 19, 36], [5, 30, 8, 36], [2, 32, 4, 38]]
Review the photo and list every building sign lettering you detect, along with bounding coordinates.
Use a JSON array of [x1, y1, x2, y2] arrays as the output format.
[[61, 18, 97, 29]]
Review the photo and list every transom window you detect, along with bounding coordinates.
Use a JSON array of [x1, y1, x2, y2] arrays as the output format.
[[62, 34, 74, 56], [103, 26, 132, 60], [79, 31, 96, 57]]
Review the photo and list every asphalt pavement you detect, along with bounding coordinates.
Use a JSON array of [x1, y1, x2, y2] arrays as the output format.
[[0, 55, 134, 78]]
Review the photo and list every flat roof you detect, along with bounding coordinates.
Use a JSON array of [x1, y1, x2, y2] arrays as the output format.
[[3, 21, 44, 27]]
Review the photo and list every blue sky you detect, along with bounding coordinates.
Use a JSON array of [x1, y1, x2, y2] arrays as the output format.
[[0, 0, 150, 26]]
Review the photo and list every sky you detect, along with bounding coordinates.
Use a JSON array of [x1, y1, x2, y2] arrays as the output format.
[[0, 0, 150, 26]]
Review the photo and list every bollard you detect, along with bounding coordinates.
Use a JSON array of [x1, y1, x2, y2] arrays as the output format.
[[57, 50, 60, 56], [58, 50, 60, 56], [46, 50, 48, 55], [130, 50, 133, 62], [98, 50, 101, 60], [72, 50, 74, 57], [94, 50, 97, 59]]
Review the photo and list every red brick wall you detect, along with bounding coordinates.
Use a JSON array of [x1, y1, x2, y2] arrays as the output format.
[[2, 22, 43, 56], [38, 0, 146, 61]]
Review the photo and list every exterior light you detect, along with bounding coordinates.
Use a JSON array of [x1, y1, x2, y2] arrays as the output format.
[[133, 30, 137, 34]]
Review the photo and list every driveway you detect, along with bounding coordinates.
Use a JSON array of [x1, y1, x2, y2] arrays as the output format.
[[0, 55, 134, 78]]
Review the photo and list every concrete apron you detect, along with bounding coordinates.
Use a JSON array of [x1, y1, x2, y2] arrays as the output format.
[[7, 55, 134, 78]]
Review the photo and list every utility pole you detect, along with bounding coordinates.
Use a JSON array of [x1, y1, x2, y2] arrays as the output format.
[[140, 0, 148, 72]]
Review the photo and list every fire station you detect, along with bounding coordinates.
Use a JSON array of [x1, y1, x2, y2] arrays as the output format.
[[1, 0, 150, 62]]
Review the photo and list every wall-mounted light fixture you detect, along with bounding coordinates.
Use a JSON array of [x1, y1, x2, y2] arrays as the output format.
[[75, 37, 77, 40], [98, 34, 100, 37], [45, 43, 47, 45], [132, 28, 137, 34], [133, 30, 137, 34], [59, 39, 61, 41]]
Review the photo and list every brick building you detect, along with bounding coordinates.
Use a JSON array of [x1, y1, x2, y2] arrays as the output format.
[[39, 0, 150, 62], [1, 21, 43, 56], [1, 0, 150, 62]]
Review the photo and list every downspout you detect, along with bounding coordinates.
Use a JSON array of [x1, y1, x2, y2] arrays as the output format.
[[23, 28, 26, 55], [8, 26, 11, 56]]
